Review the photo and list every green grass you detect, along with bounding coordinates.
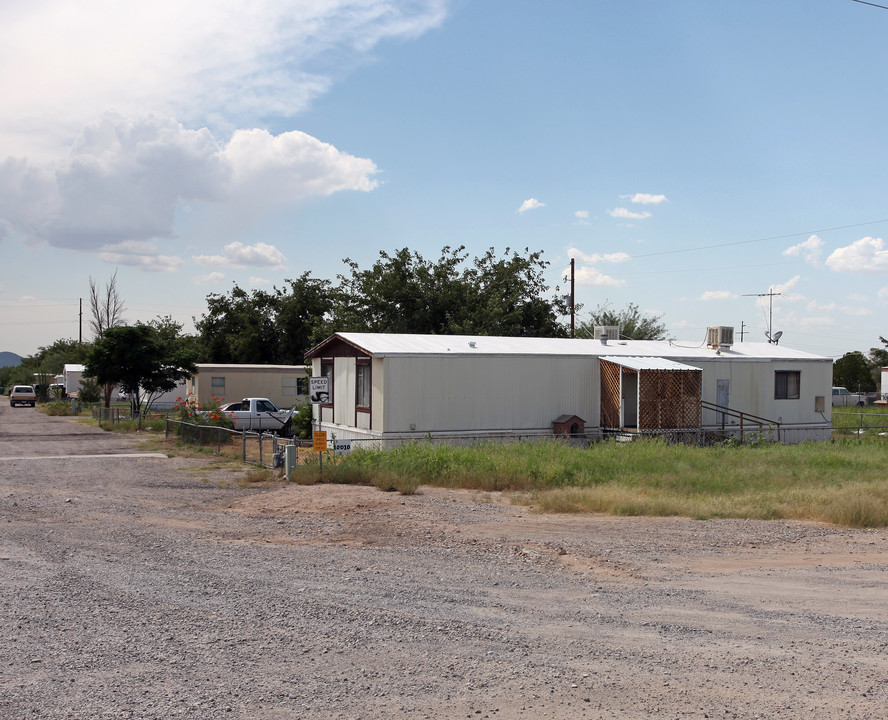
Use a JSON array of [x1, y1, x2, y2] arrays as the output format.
[[831, 404, 888, 437], [286, 437, 888, 527]]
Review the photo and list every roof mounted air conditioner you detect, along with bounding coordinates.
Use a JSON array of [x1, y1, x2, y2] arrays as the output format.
[[593, 326, 621, 342], [707, 326, 734, 350]]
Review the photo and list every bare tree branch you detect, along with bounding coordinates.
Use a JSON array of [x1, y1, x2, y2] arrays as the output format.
[[89, 269, 126, 339]]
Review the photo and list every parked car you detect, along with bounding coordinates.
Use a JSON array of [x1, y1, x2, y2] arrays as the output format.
[[832, 386, 867, 407], [9, 385, 37, 407]]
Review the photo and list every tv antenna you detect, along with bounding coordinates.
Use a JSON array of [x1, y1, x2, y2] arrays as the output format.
[[742, 288, 782, 343]]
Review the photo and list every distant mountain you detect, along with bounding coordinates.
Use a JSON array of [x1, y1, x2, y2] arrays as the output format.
[[0, 351, 23, 368]]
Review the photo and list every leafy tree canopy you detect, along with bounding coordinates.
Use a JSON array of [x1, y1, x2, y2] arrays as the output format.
[[85, 323, 198, 420], [3, 339, 91, 389], [578, 301, 668, 341], [833, 350, 876, 392], [333, 246, 569, 338], [195, 273, 333, 364], [196, 247, 570, 364]]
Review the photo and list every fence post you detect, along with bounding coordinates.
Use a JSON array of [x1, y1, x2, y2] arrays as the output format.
[[242, 431, 246, 462]]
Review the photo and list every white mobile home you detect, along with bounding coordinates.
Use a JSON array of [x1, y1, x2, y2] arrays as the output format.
[[188, 364, 309, 409], [305, 331, 833, 444]]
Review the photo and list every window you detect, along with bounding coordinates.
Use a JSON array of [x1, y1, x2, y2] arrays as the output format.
[[297, 377, 308, 395], [282, 376, 300, 397], [211, 376, 225, 393], [320, 360, 333, 406], [775, 370, 800, 399], [356, 360, 371, 409]]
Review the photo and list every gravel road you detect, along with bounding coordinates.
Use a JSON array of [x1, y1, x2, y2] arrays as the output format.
[[2, 402, 888, 719]]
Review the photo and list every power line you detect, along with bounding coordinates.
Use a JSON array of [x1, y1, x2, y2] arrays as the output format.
[[851, 0, 888, 10], [600, 218, 888, 263]]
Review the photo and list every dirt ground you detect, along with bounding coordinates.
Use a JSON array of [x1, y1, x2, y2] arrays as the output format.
[[2, 404, 888, 719]]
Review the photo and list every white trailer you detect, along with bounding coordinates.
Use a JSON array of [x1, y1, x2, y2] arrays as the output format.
[[63, 364, 85, 397]]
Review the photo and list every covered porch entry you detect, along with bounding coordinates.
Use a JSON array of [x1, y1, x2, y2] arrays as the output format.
[[599, 356, 702, 433]]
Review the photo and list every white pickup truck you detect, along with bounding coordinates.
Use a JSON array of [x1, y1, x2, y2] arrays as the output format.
[[219, 398, 296, 435]]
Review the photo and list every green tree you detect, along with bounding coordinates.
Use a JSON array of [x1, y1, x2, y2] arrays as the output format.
[[833, 351, 876, 392], [333, 246, 471, 334], [870, 341, 888, 389], [578, 301, 668, 340], [195, 273, 333, 364], [332, 246, 568, 337], [11, 339, 91, 399], [85, 324, 198, 428]]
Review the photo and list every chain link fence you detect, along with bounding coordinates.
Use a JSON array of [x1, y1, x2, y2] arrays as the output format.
[[832, 411, 888, 439]]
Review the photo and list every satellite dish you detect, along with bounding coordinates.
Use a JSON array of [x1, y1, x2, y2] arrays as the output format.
[[772, 330, 783, 344]]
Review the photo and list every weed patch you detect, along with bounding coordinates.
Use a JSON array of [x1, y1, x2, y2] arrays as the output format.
[[328, 437, 888, 526]]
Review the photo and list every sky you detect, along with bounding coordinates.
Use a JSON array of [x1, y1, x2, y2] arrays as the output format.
[[2, 0, 888, 360]]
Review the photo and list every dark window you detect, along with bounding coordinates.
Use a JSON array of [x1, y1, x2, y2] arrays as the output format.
[[321, 360, 333, 406], [356, 360, 371, 409], [775, 370, 800, 399], [297, 377, 309, 395]]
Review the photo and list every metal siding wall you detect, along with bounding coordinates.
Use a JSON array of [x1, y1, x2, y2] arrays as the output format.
[[333, 357, 354, 423], [193, 368, 307, 408], [697, 358, 832, 426], [372, 357, 384, 432], [383, 356, 597, 433]]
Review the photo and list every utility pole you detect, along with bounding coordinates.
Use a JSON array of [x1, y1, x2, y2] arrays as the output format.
[[742, 288, 782, 342], [79, 298, 82, 344], [570, 257, 575, 339], [739, 321, 747, 342]]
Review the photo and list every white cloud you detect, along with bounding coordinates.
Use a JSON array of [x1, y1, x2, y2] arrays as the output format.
[[772, 276, 805, 302], [568, 247, 631, 264], [193, 272, 226, 285], [620, 193, 667, 205], [839, 305, 872, 317], [518, 198, 545, 213], [574, 266, 625, 287], [574, 210, 589, 219], [224, 128, 378, 204], [0, 113, 376, 260], [0, 0, 448, 161], [783, 234, 823, 265], [608, 207, 652, 220], [97, 244, 185, 273], [194, 241, 287, 269], [699, 290, 737, 301], [826, 236, 888, 272], [249, 276, 273, 286], [879, 287, 888, 305]]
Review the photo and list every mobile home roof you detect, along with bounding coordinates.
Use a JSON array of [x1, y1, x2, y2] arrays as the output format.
[[309, 332, 828, 363]]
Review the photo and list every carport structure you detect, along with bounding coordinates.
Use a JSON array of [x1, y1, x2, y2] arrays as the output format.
[[600, 356, 702, 433]]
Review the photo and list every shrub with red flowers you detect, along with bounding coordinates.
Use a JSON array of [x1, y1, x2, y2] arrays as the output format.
[[173, 394, 235, 429]]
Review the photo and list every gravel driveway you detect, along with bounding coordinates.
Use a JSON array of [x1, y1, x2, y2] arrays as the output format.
[[2, 403, 888, 719]]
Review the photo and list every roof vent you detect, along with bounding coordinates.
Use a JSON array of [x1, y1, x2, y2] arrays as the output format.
[[468, 341, 477, 348], [707, 326, 734, 350]]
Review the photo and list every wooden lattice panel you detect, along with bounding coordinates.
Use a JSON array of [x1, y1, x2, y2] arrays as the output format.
[[599, 360, 622, 429], [638, 369, 701, 430]]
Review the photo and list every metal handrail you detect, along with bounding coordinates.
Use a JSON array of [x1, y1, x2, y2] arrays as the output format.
[[701, 401, 782, 442]]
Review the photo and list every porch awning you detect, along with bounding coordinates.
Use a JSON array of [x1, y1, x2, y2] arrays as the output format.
[[600, 356, 700, 372]]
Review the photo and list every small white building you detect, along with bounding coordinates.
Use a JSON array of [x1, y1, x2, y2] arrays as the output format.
[[63, 364, 85, 397], [305, 330, 833, 444], [187, 364, 309, 409]]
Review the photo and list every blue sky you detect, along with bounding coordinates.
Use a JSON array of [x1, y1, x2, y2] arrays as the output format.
[[2, 0, 887, 359]]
